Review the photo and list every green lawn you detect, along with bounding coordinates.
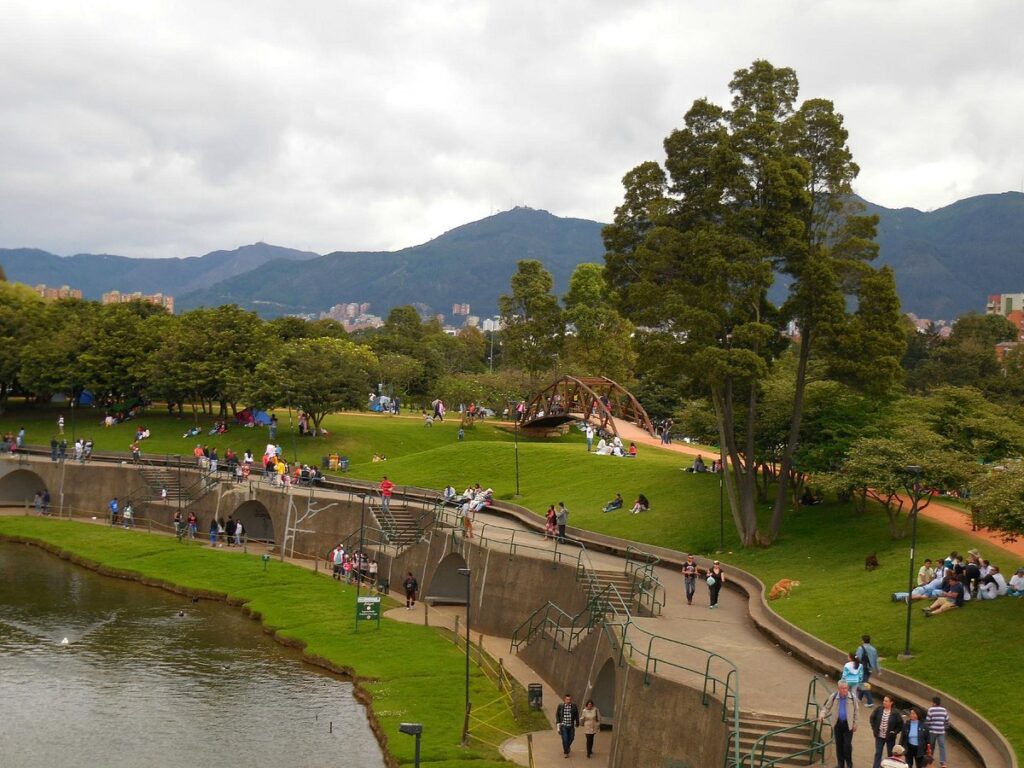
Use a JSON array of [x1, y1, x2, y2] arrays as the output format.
[[0, 516, 546, 767], [3, 403, 1021, 761]]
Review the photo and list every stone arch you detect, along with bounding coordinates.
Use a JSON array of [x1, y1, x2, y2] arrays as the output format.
[[592, 658, 618, 727], [232, 499, 275, 542], [424, 551, 469, 604], [0, 469, 49, 505]]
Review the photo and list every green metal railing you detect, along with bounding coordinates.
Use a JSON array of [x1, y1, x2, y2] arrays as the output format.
[[738, 675, 834, 767]]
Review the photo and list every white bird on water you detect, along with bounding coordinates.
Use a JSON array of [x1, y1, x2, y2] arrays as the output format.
[[60, 637, 69, 645]]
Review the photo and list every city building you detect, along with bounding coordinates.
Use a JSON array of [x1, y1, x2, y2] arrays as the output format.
[[986, 293, 1024, 316], [481, 316, 503, 333], [100, 290, 174, 313], [452, 303, 470, 316], [33, 284, 83, 300]]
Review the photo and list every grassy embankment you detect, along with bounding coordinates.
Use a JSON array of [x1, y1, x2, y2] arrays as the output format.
[[4, 405, 1022, 760], [0, 516, 546, 768]]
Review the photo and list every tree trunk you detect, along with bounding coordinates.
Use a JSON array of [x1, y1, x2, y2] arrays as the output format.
[[770, 334, 812, 539]]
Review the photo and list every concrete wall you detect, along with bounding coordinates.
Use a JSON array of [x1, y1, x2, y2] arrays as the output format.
[[519, 624, 730, 768]]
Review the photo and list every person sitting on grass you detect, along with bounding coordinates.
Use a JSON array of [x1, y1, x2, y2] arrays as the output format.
[[602, 493, 623, 513], [978, 565, 1008, 600], [630, 494, 650, 514], [627, 442, 638, 457], [1009, 567, 1024, 597], [892, 572, 946, 603], [923, 574, 965, 616], [691, 455, 706, 473]]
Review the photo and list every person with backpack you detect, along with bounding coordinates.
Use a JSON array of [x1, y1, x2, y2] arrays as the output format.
[[403, 572, 418, 609], [856, 634, 881, 707]]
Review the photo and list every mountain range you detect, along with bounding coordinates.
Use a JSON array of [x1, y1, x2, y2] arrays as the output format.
[[2, 192, 1023, 321]]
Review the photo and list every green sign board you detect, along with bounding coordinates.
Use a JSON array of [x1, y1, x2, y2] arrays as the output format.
[[355, 596, 381, 630]]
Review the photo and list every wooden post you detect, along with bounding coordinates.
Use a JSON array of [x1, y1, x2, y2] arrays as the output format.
[[454, 614, 460, 645], [477, 632, 484, 665]]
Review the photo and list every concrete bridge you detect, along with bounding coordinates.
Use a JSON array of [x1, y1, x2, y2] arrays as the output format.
[[0, 451, 1009, 768]]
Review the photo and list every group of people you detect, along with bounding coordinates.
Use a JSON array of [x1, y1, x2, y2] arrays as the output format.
[[542, 502, 571, 544], [107, 497, 135, 528], [327, 544, 379, 586], [601, 492, 649, 514], [592, 436, 637, 457], [205, 515, 245, 547], [32, 489, 52, 515], [890, 547, 1024, 616], [554, 694, 601, 759], [822, 671, 951, 768], [442, 483, 494, 539], [681, 554, 726, 608], [1, 427, 26, 452]]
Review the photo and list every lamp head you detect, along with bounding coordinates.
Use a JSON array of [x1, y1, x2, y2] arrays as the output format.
[[457, 567, 471, 576], [399, 722, 423, 736]]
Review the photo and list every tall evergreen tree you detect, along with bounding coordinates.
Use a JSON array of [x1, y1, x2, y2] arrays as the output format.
[[604, 60, 904, 545]]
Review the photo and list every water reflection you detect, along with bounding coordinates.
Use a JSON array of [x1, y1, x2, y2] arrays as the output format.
[[0, 543, 386, 768]]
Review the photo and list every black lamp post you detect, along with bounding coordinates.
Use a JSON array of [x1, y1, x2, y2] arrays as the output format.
[[899, 465, 924, 660], [458, 567, 471, 746], [512, 401, 521, 498], [356, 493, 367, 599], [718, 447, 725, 551], [399, 723, 422, 767]]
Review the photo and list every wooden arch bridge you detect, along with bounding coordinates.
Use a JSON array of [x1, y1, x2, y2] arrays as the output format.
[[519, 375, 655, 438]]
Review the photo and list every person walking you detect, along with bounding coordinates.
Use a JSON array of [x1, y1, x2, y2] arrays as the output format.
[[555, 693, 580, 758], [926, 696, 950, 768], [869, 695, 904, 768], [380, 475, 394, 514], [403, 572, 418, 609], [580, 699, 601, 758], [682, 554, 698, 605], [108, 497, 119, 526], [706, 560, 725, 609], [555, 502, 569, 544], [585, 424, 594, 452], [856, 634, 881, 707], [841, 651, 864, 700], [900, 708, 931, 768], [819, 680, 858, 768]]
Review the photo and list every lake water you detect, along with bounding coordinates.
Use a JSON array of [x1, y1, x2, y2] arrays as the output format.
[[0, 542, 387, 768]]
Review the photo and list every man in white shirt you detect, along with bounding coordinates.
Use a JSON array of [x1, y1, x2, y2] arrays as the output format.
[[1006, 567, 1024, 597]]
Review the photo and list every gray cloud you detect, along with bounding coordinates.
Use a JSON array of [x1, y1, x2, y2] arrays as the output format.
[[0, 0, 1021, 258]]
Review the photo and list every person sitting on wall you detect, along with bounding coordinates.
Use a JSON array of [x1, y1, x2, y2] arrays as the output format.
[[602, 493, 623, 513]]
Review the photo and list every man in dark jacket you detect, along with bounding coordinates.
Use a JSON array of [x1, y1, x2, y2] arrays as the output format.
[[869, 696, 904, 768], [554, 693, 580, 758], [899, 707, 930, 768]]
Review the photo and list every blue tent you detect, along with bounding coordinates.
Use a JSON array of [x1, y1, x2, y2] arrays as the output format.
[[77, 390, 95, 406], [252, 409, 272, 426]]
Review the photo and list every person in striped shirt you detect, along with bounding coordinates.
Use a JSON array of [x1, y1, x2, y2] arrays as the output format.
[[926, 696, 950, 768]]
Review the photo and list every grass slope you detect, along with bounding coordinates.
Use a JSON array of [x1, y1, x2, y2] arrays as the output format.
[[0, 517, 544, 766], [3, 405, 1021, 761]]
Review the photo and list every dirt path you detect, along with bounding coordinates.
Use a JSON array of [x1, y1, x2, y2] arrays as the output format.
[[915, 498, 1024, 559]]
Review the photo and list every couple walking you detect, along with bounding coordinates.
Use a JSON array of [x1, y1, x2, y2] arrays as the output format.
[[555, 694, 600, 758]]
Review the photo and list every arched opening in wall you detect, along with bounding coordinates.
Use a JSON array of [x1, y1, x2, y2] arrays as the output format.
[[424, 552, 469, 605], [232, 500, 275, 542], [0, 469, 49, 506], [592, 658, 617, 728]]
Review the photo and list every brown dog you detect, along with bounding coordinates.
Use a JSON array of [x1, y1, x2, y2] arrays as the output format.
[[865, 553, 879, 571], [768, 579, 801, 600]]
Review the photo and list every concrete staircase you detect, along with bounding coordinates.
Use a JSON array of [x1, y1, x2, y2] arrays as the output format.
[[136, 465, 215, 505], [729, 711, 826, 768], [587, 568, 638, 617], [374, 501, 427, 549]]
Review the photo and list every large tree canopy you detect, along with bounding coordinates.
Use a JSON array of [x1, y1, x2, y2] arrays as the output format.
[[603, 59, 904, 545]]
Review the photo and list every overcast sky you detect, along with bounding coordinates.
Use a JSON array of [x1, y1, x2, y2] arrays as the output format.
[[2, 1, 1021, 258]]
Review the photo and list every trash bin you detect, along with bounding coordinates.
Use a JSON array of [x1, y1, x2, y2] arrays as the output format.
[[340, 457, 349, 472], [528, 683, 543, 710]]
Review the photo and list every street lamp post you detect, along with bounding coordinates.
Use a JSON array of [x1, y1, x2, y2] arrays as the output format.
[[458, 567, 471, 746], [356, 493, 367, 599], [399, 723, 423, 767], [899, 465, 923, 660], [513, 405, 520, 497], [718, 446, 725, 551]]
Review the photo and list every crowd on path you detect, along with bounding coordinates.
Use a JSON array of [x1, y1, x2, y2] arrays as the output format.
[[821, 672, 952, 768]]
